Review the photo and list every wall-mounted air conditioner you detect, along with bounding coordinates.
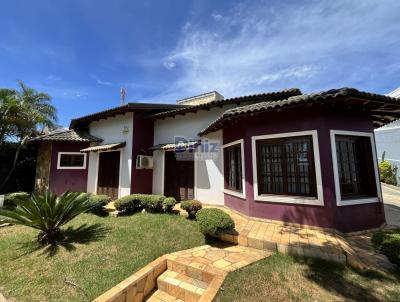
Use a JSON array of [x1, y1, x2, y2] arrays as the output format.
[[136, 155, 153, 169]]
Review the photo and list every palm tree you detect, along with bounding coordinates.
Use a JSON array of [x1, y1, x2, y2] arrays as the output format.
[[0, 191, 93, 244], [0, 81, 57, 191]]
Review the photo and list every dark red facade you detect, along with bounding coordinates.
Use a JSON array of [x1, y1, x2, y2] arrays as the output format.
[[223, 107, 386, 232], [130, 111, 154, 194], [48, 142, 89, 195]]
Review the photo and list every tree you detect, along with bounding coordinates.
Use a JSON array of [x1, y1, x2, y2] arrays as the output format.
[[0, 81, 57, 192]]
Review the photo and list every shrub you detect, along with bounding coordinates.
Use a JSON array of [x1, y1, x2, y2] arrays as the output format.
[[379, 160, 398, 186], [88, 194, 112, 215], [0, 191, 92, 244], [181, 200, 202, 219], [4, 192, 29, 209], [196, 208, 235, 238], [114, 194, 167, 214], [162, 197, 177, 213], [140, 194, 165, 212], [114, 195, 143, 213], [372, 230, 400, 266]]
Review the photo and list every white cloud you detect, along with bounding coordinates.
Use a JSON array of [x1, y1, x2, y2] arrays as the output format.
[[90, 74, 113, 86], [155, 0, 400, 101], [211, 12, 223, 21], [162, 60, 176, 70]]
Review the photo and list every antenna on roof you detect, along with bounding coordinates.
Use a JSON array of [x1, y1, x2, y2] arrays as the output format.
[[120, 87, 127, 105]]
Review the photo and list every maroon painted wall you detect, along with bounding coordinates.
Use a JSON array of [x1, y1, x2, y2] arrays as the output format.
[[48, 142, 89, 195], [130, 111, 154, 194], [223, 106, 385, 232]]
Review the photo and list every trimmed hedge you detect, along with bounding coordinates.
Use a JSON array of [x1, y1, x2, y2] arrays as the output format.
[[88, 194, 112, 215], [114, 195, 143, 213], [372, 229, 400, 266], [162, 197, 177, 213], [181, 200, 202, 219], [114, 194, 170, 214], [196, 208, 235, 237]]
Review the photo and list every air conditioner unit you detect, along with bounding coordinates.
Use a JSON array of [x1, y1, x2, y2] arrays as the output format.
[[136, 155, 153, 169]]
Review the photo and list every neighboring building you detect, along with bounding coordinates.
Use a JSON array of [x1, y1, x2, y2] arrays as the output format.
[[31, 87, 400, 232], [375, 88, 400, 171]]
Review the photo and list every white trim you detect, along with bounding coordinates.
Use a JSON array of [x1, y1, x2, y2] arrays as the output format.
[[57, 152, 87, 170], [221, 139, 246, 199], [94, 149, 123, 199], [251, 130, 324, 206], [330, 130, 382, 206], [161, 150, 165, 196]]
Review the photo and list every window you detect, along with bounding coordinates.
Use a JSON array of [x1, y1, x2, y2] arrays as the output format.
[[335, 135, 377, 199], [57, 152, 86, 169], [256, 136, 317, 197], [223, 140, 244, 197]]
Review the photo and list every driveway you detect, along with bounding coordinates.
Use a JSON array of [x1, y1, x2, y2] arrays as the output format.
[[382, 184, 400, 227]]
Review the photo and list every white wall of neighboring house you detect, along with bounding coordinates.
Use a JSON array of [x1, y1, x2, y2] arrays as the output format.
[[375, 124, 400, 169], [87, 112, 133, 197], [375, 87, 400, 170], [152, 106, 234, 205]]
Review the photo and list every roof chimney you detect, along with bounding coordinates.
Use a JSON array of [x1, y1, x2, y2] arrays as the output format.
[[176, 91, 224, 106]]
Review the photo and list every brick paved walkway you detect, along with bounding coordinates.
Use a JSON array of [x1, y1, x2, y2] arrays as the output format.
[[215, 207, 395, 272]]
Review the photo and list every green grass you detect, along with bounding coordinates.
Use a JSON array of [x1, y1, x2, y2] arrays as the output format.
[[216, 253, 400, 302], [0, 213, 205, 302]]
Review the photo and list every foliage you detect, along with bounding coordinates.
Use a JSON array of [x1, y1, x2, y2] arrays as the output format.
[[0, 191, 93, 244], [139, 194, 165, 212], [379, 159, 398, 186], [4, 191, 29, 208], [181, 200, 202, 219], [162, 197, 177, 213], [196, 208, 235, 237], [88, 194, 112, 216], [372, 230, 400, 266], [0, 81, 57, 191], [114, 194, 143, 213], [0, 213, 205, 302], [114, 194, 168, 214]]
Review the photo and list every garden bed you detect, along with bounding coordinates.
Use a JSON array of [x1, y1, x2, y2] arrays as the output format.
[[0, 213, 205, 301]]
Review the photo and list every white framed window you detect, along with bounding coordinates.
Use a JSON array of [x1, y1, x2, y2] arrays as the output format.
[[222, 139, 246, 199], [251, 130, 324, 206], [57, 152, 87, 170], [330, 130, 381, 206]]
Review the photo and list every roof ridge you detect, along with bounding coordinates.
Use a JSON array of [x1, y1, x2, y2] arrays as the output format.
[[150, 88, 302, 119]]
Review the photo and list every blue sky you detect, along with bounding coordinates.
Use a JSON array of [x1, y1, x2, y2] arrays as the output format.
[[1, 0, 400, 127]]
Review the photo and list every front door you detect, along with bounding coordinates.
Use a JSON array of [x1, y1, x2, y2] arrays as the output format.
[[97, 151, 120, 200], [164, 151, 194, 201]]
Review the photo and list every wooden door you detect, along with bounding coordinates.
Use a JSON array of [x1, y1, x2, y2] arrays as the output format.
[[97, 151, 120, 200], [164, 151, 194, 201]]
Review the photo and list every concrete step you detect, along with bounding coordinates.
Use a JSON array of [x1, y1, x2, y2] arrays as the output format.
[[157, 270, 208, 302], [145, 289, 183, 302]]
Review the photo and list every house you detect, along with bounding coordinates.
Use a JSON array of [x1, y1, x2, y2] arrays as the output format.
[[375, 88, 400, 172], [31, 87, 400, 232]]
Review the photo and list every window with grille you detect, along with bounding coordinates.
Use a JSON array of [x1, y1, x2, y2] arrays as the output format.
[[335, 135, 377, 199], [224, 144, 243, 192], [256, 136, 317, 197]]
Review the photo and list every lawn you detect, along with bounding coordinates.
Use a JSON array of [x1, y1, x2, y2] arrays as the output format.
[[215, 253, 400, 302], [0, 213, 205, 302]]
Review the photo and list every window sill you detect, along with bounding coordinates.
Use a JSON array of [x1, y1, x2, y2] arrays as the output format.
[[57, 167, 86, 170], [254, 194, 324, 206], [224, 189, 246, 200], [337, 197, 379, 206]]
